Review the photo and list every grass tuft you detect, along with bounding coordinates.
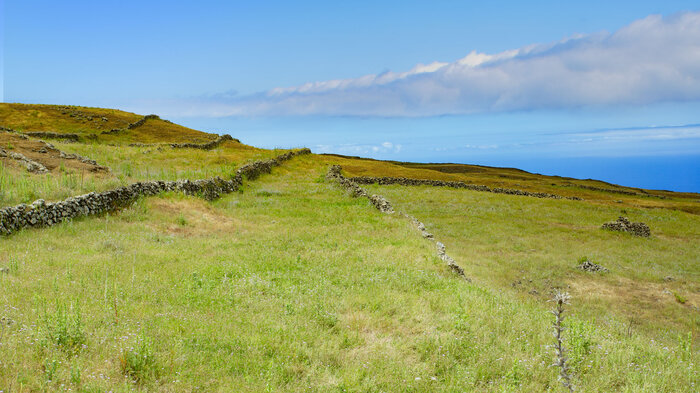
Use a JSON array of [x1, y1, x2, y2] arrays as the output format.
[[119, 335, 159, 384]]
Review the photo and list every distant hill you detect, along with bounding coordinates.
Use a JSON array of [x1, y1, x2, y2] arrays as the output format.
[[0, 103, 215, 143]]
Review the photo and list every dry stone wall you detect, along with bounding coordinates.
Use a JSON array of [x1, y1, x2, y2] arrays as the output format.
[[326, 166, 393, 213], [169, 134, 241, 150], [24, 132, 80, 142], [0, 148, 49, 173], [349, 176, 582, 201], [327, 165, 467, 278], [103, 114, 160, 135], [0, 149, 311, 236], [564, 184, 665, 199], [237, 149, 311, 180], [2, 126, 88, 143]]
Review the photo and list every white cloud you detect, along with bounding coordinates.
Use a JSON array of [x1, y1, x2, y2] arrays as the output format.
[[567, 125, 700, 142], [314, 141, 403, 155], [165, 11, 700, 117]]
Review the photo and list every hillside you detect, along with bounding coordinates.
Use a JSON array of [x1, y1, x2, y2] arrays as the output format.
[[1, 104, 698, 392]]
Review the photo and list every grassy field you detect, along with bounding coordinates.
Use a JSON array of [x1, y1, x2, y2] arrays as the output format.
[[1, 104, 698, 391], [362, 183, 700, 338], [0, 140, 288, 206]]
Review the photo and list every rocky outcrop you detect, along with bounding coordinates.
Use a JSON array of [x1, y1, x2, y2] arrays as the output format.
[[0, 148, 49, 173], [327, 165, 467, 278], [0, 149, 311, 236], [349, 176, 582, 201], [170, 134, 240, 150], [601, 216, 651, 237], [24, 132, 80, 142]]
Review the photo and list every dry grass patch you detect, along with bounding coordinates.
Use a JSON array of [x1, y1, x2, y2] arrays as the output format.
[[569, 276, 700, 312], [145, 196, 245, 237]]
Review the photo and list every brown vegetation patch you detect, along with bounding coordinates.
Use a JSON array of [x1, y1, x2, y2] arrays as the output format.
[[568, 276, 700, 325], [0, 132, 108, 173], [146, 198, 244, 237]]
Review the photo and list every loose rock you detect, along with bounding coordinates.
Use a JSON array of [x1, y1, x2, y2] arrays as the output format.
[[578, 259, 609, 273], [601, 216, 650, 237]]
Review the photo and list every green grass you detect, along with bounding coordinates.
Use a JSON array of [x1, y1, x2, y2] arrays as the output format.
[[364, 183, 700, 340], [1, 156, 697, 391]]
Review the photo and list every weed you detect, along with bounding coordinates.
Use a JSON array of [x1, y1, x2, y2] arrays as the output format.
[[551, 290, 574, 392], [504, 360, 524, 388], [678, 332, 693, 362], [177, 213, 188, 226], [673, 291, 687, 304], [43, 358, 59, 382], [119, 335, 159, 383], [6, 143, 14, 150], [567, 319, 596, 371], [70, 362, 81, 385], [41, 301, 86, 352]]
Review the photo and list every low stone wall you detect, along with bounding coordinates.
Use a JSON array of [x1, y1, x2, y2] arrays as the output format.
[[103, 114, 160, 135], [0, 148, 49, 173], [0, 148, 311, 236], [326, 166, 393, 213], [564, 184, 665, 199], [237, 149, 311, 180], [57, 150, 99, 166], [170, 134, 241, 150], [327, 165, 467, 278], [24, 132, 80, 142], [0, 126, 27, 137], [349, 176, 582, 201], [601, 216, 651, 237]]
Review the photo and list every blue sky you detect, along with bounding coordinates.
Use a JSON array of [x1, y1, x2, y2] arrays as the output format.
[[3, 1, 700, 191]]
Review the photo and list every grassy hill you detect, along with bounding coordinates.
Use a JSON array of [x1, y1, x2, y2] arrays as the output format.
[[1, 104, 698, 392]]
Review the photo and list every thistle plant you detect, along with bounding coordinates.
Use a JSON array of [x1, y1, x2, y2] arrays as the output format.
[[551, 290, 574, 392]]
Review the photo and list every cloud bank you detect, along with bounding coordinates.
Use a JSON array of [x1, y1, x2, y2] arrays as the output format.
[[183, 11, 700, 117]]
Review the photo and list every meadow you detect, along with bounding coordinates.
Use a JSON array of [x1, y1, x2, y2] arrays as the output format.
[[0, 104, 698, 392]]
